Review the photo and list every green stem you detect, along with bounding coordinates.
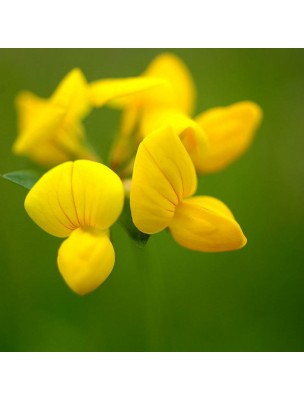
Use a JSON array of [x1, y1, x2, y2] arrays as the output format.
[[133, 245, 164, 351]]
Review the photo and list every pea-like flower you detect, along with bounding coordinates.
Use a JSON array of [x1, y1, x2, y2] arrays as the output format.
[[89, 74, 172, 170], [109, 53, 262, 174], [130, 128, 246, 252], [24, 160, 124, 295], [13, 68, 166, 168], [13, 69, 97, 167]]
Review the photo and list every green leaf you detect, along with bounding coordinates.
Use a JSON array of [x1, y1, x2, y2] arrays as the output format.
[[118, 198, 150, 248], [1, 170, 42, 189]]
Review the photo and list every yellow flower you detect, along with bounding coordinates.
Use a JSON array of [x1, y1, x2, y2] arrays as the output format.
[[24, 160, 124, 295], [13, 68, 97, 167], [130, 128, 246, 252], [13, 69, 163, 168], [107, 52, 196, 115], [89, 73, 172, 170], [109, 53, 262, 174], [108, 53, 198, 169]]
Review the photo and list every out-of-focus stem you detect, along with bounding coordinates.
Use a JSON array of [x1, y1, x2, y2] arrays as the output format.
[[133, 245, 164, 351]]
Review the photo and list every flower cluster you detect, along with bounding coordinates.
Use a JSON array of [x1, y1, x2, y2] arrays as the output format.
[[10, 53, 262, 295]]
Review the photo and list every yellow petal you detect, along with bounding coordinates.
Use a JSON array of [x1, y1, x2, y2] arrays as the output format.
[[108, 54, 196, 168], [71, 160, 124, 230], [21, 140, 72, 167], [195, 101, 262, 173], [107, 53, 195, 114], [89, 77, 167, 108], [130, 127, 197, 234], [25, 160, 124, 237], [14, 91, 65, 162], [25, 162, 81, 237], [13, 101, 66, 155], [15, 91, 47, 131], [140, 108, 209, 161], [56, 122, 100, 163], [111, 106, 209, 172], [15, 120, 97, 168], [57, 228, 114, 295], [180, 125, 210, 173], [51, 68, 90, 122], [119, 104, 140, 138], [144, 53, 196, 115], [13, 70, 94, 167], [169, 196, 247, 252]]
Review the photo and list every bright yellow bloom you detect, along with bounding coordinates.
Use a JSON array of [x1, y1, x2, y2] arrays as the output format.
[[13, 69, 97, 167], [108, 53, 197, 169], [140, 107, 208, 171], [89, 70, 175, 170], [24, 160, 124, 295], [13, 69, 164, 168], [107, 53, 196, 114], [130, 128, 246, 252], [109, 53, 262, 174]]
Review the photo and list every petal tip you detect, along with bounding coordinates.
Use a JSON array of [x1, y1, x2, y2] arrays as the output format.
[[57, 228, 115, 295]]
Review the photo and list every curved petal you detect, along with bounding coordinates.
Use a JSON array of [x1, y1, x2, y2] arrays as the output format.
[[25, 160, 124, 237], [57, 228, 114, 295], [140, 108, 209, 163], [195, 101, 262, 173], [106, 54, 195, 114], [51, 68, 90, 121], [144, 53, 196, 115], [140, 108, 198, 136], [89, 77, 167, 107], [71, 160, 124, 231], [169, 196, 247, 252], [25, 162, 78, 237], [130, 127, 197, 234], [181, 126, 210, 174]]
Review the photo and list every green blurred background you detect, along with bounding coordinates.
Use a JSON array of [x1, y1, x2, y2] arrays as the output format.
[[0, 49, 303, 351]]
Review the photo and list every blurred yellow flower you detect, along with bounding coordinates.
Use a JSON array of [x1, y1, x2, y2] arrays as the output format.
[[89, 73, 172, 171], [108, 52, 196, 114], [24, 160, 124, 295], [108, 53, 197, 169], [13, 69, 97, 167], [109, 53, 262, 174], [130, 128, 246, 252], [13, 69, 166, 168]]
